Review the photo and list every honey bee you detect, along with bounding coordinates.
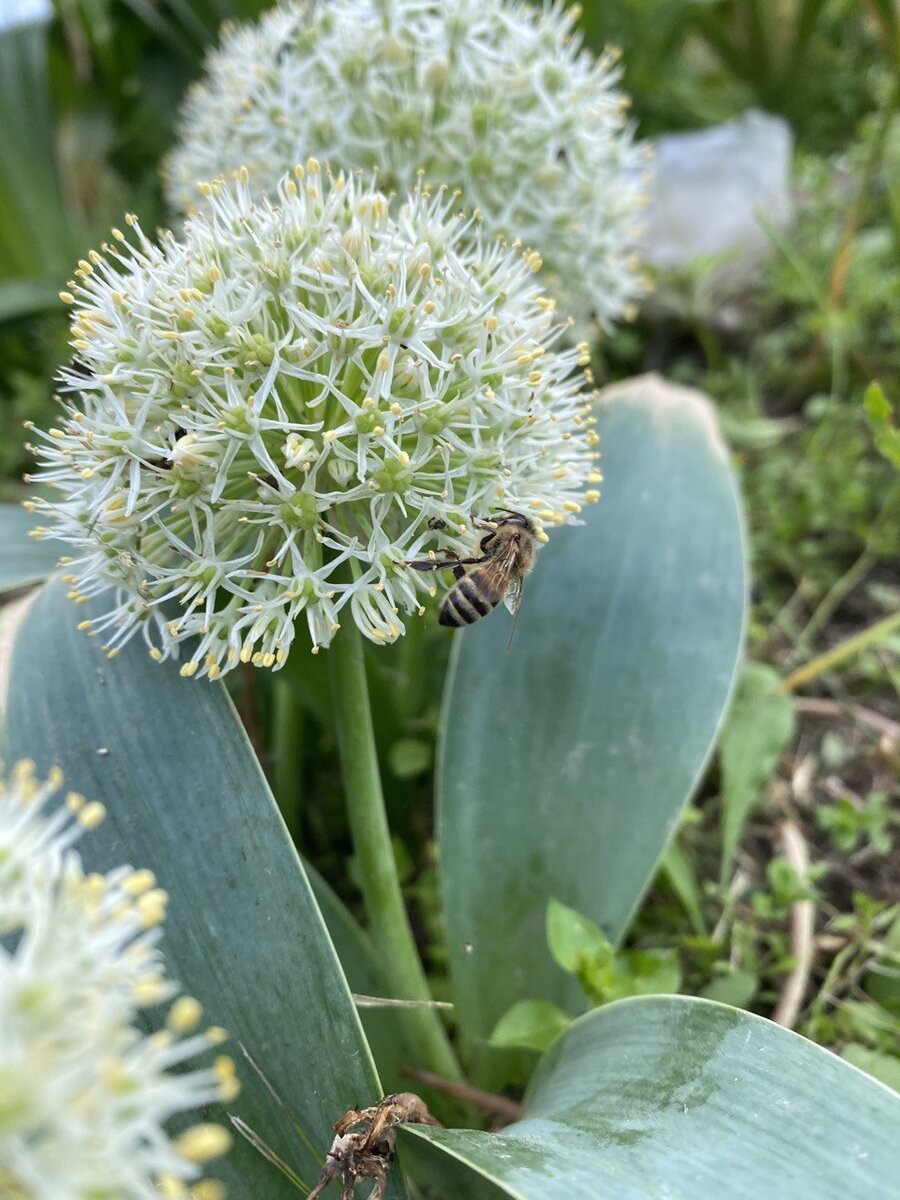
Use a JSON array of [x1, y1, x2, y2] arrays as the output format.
[[405, 511, 538, 643]]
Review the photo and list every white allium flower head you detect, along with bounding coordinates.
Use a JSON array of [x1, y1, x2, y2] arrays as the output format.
[[0, 761, 235, 1200], [30, 168, 602, 678], [165, 0, 648, 332]]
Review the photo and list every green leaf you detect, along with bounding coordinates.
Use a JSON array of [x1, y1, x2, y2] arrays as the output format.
[[389, 737, 433, 780], [438, 376, 746, 1078], [700, 967, 759, 1008], [604, 948, 681, 1001], [0, 278, 63, 323], [4, 579, 401, 1199], [411, 996, 900, 1199], [0, 17, 77, 278], [0, 502, 59, 593], [863, 382, 900, 469], [842, 1045, 900, 1094], [546, 898, 610, 975], [660, 834, 708, 935], [489, 1000, 572, 1054], [719, 661, 795, 880]]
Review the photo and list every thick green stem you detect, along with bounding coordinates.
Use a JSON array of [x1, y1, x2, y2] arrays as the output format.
[[273, 675, 303, 836], [329, 620, 463, 1082]]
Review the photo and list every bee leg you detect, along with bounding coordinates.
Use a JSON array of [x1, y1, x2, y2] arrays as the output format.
[[472, 516, 498, 532], [400, 554, 484, 573]]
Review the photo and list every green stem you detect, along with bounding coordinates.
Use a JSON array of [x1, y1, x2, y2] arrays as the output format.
[[779, 610, 900, 694], [273, 675, 303, 837], [329, 619, 463, 1082]]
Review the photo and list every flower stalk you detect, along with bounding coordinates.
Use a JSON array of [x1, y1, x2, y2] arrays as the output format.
[[329, 618, 463, 1083]]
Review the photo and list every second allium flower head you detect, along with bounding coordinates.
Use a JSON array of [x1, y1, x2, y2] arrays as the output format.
[[165, 0, 647, 332], [31, 169, 599, 678], [0, 762, 233, 1199]]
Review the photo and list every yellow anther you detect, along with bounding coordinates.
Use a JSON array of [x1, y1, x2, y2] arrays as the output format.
[[584, 490, 601, 504], [133, 976, 168, 1006], [192, 1182, 226, 1200], [78, 801, 106, 830], [169, 996, 204, 1033], [157, 1174, 189, 1199], [175, 1125, 232, 1165], [137, 888, 169, 928], [122, 869, 156, 896]]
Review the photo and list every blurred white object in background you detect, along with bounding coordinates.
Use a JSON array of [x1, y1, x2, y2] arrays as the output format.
[[640, 110, 794, 279], [0, 0, 52, 31]]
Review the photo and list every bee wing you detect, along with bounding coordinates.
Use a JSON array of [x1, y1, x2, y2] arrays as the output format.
[[502, 575, 524, 617], [478, 539, 520, 605], [504, 576, 526, 650]]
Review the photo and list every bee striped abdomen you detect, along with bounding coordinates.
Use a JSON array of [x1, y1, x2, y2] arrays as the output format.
[[439, 572, 499, 627]]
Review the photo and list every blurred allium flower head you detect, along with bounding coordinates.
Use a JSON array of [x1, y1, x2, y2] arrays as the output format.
[[29, 168, 601, 678], [0, 760, 235, 1199], [165, 0, 647, 332]]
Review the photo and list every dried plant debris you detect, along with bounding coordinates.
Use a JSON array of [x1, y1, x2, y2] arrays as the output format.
[[308, 1093, 441, 1200]]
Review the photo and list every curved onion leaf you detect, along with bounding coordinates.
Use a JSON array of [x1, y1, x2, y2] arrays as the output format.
[[438, 376, 747, 1073], [4, 579, 402, 1199], [410, 996, 900, 1199]]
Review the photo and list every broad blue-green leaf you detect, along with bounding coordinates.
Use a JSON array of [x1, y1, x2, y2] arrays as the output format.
[[438, 376, 746, 1074], [719, 661, 796, 880], [411, 996, 900, 1199], [4, 579, 403, 1199], [306, 864, 413, 1095], [0, 502, 58, 593]]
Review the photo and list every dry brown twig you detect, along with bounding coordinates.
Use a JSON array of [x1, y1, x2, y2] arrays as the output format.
[[772, 820, 817, 1029], [400, 1065, 523, 1126]]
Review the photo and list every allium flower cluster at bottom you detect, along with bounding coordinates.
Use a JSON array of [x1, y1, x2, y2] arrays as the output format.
[[30, 167, 599, 679], [0, 761, 235, 1200]]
